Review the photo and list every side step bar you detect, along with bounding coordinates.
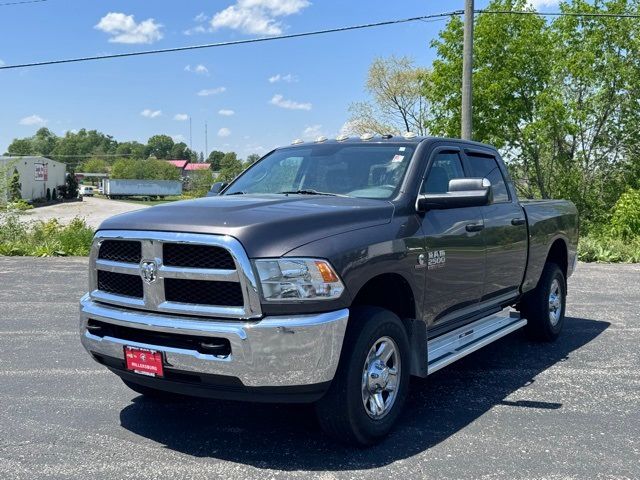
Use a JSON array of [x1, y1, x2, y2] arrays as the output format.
[[427, 311, 527, 375]]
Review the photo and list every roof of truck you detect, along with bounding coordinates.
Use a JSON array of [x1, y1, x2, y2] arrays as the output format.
[[277, 135, 496, 150]]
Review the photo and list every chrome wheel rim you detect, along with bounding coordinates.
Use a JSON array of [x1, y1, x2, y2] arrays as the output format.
[[361, 336, 401, 420], [548, 279, 562, 326]]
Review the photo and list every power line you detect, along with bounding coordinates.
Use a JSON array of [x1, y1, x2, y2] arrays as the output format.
[[0, 11, 464, 71], [0, 0, 47, 6]]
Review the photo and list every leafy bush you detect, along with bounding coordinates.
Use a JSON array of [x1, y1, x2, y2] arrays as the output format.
[[610, 188, 640, 240], [0, 212, 94, 256], [578, 235, 640, 263]]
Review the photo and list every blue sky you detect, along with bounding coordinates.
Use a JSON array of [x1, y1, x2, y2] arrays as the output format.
[[0, 0, 553, 159]]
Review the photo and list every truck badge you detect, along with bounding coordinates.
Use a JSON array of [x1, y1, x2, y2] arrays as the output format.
[[427, 250, 446, 270], [140, 260, 158, 284]]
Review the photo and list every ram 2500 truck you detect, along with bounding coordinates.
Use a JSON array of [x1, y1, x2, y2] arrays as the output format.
[[80, 135, 578, 446]]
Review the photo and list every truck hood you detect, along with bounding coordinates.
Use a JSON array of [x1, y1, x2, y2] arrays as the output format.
[[98, 194, 395, 257]]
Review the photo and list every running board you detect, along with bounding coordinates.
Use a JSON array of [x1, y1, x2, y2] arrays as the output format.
[[427, 311, 527, 375]]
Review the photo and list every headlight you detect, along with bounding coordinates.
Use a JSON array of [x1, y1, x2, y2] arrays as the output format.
[[253, 258, 345, 301]]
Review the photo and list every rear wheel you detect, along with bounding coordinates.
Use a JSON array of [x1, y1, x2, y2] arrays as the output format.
[[315, 307, 410, 446], [519, 262, 566, 341]]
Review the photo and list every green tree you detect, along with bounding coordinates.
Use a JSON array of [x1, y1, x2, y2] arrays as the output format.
[[348, 56, 429, 135], [423, 0, 640, 228], [116, 141, 146, 159], [64, 171, 79, 199], [206, 150, 225, 170], [245, 153, 260, 167], [78, 157, 109, 173], [145, 135, 174, 159], [170, 142, 195, 160], [188, 169, 215, 197], [9, 169, 21, 201], [218, 152, 244, 182], [111, 158, 181, 181]]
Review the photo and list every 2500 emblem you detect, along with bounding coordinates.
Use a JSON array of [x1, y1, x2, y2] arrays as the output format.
[[428, 250, 446, 270]]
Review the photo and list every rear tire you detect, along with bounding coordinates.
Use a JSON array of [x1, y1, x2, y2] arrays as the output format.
[[121, 378, 185, 401], [519, 262, 566, 342], [315, 307, 410, 446]]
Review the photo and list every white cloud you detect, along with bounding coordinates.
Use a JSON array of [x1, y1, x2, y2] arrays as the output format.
[[0, 59, 5, 67], [198, 87, 226, 96], [174, 113, 189, 121], [171, 134, 185, 142], [218, 109, 235, 116], [268, 73, 298, 83], [184, 25, 207, 36], [302, 124, 323, 140], [269, 94, 311, 111], [194, 12, 208, 22], [210, 0, 311, 35], [218, 127, 231, 137], [95, 12, 163, 44], [185, 64, 209, 75], [528, 0, 559, 8], [141, 109, 162, 118], [19, 114, 47, 126]]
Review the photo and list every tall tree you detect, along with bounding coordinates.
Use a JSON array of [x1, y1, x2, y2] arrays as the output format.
[[206, 150, 225, 170], [218, 152, 244, 182], [145, 135, 175, 159], [348, 56, 429, 135], [423, 0, 640, 227], [245, 153, 260, 166]]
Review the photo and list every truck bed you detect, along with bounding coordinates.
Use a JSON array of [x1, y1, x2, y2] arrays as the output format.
[[520, 199, 579, 293]]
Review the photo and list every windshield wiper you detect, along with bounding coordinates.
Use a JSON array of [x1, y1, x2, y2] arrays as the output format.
[[226, 191, 246, 195], [278, 189, 344, 196]]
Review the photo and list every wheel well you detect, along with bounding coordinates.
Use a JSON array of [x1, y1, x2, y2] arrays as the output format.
[[546, 239, 568, 278], [351, 273, 416, 322]]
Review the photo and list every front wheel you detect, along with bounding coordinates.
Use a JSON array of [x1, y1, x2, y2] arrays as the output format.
[[315, 307, 410, 446], [519, 262, 566, 342]]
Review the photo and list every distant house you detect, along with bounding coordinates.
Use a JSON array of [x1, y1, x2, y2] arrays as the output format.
[[0, 156, 67, 201], [183, 163, 211, 177], [165, 159, 190, 173]]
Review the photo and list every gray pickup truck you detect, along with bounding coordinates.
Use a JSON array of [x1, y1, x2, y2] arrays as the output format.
[[80, 135, 578, 445]]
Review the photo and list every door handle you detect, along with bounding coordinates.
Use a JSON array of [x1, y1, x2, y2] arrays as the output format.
[[511, 218, 526, 226], [465, 223, 484, 232]]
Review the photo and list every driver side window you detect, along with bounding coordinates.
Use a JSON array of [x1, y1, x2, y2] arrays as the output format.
[[422, 152, 465, 193]]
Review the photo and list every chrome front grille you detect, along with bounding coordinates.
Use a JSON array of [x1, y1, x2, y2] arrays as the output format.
[[89, 231, 262, 319]]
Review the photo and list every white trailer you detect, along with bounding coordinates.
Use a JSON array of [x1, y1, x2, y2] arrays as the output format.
[[103, 179, 182, 198]]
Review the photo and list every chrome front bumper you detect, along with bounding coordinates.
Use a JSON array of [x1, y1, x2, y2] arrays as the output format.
[[79, 294, 348, 388]]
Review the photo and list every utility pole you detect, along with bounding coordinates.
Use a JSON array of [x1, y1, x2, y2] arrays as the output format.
[[461, 0, 474, 140], [204, 122, 208, 160]]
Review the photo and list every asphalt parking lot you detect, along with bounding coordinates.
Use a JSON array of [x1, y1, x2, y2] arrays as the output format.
[[0, 258, 638, 479]]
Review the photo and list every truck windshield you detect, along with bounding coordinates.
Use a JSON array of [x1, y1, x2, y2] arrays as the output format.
[[224, 143, 415, 199]]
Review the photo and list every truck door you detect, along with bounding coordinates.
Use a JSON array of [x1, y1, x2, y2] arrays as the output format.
[[420, 147, 486, 329], [463, 149, 527, 302]]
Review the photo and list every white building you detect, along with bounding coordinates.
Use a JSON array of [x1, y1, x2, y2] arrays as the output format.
[[0, 156, 67, 201]]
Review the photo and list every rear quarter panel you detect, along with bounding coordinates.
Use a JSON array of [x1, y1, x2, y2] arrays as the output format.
[[521, 199, 579, 293]]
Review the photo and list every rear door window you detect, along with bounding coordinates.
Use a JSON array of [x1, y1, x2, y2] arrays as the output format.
[[466, 153, 510, 203]]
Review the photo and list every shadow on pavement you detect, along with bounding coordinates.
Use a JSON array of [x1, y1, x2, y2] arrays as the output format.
[[119, 316, 608, 470]]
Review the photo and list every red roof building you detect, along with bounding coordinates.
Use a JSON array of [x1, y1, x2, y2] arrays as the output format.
[[184, 163, 211, 171], [166, 159, 189, 169]]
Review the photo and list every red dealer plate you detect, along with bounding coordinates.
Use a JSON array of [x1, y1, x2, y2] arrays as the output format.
[[124, 346, 164, 377]]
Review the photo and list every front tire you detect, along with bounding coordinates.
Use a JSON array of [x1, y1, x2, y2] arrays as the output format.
[[519, 262, 566, 341], [315, 307, 410, 446]]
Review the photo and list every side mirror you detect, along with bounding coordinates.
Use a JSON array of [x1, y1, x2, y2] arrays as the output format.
[[416, 177, 491, 212], [206, 181, 228, 197]]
